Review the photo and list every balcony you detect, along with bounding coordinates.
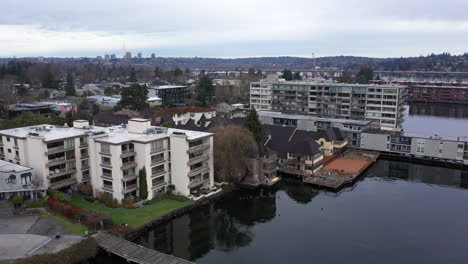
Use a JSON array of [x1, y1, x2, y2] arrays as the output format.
[[13, 144, 19, 150], [46, 146, 74, 155], [121, 162, 137, 170], [187, 144, 210, 154], [49, 177, 77, 189], [188, 178, 210, 189], [80, 153, 89, 159], [101, 162, 112, 168], [188, 165, 210, 177], [123, 173, 137, 180], [151, 170, 166, 177], [120, 151, 136, 158], [14, 155, 20, 161], [151, 158, 165, 166], [47, 168, 77, 179], [81, 165, 90, 170], [150, 147, 166, 154], [103, 184, 113, 192], [101, 173, 113, 180], [151, 179, 166, 189], [79, 143, 88, 148], [47, 157, 75, 167], [188, 154, 210, 166], [122, 184, 137, 193]]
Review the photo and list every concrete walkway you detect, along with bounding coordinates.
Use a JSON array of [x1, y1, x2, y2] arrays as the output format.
[[0, 200, 82, 260]]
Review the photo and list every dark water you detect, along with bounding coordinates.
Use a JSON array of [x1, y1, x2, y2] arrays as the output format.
[[402, 102, 468, 138], [132, 160, 468, 264]]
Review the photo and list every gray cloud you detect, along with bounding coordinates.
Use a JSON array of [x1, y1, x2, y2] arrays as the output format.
[[0, 0, 467, 57]]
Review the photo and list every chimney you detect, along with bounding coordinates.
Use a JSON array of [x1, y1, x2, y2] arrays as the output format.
[[128, 118, 151, 133], [73, 120, 90, 129]]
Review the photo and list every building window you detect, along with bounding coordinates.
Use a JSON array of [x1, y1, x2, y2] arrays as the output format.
[[152, 165, 164, 175], [102, 156, 111, 165], [153, 186, 166, 197], [151, 153, 164, 163], [6, 137, 10, 142], [8, 149, 11, 153], [151, 140, 164, 153], [102, 168, 112, 177], [6, 175, 16, 184], [21, 173, 32, 187], [64, 138, 75, 149], [101, 143, 110, 153], [103, 180, 112, 188]]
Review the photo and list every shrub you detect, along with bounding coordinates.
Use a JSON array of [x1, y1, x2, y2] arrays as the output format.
[[47, 189, 71, 202], [15, 237, 97, 264], [11, 196, 23, 206], [43, 195, 49, 201], [144, 193, 190, 205], [122, 199, 135, 209], [97, 192, 119, 208], [27, 199, 47, 208], [167, 184, 175, 194], [78, 183, 93, 197]]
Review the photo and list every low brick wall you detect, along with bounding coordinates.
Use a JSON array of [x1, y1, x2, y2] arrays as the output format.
[[124, 189, 228, 241]]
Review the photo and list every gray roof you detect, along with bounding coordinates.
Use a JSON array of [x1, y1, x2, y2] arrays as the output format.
[[258, 111, 371, 126], [0, 160, 31, 173]]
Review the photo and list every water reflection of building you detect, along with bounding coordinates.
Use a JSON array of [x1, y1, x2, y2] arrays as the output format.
[[408, 102, 468, 119], [370, 160, 468, 189], [136, 190, 277, 261], [281, 178, 319, 204]]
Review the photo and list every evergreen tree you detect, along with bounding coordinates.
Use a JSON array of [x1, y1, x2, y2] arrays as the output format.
[[65, 72, 76, 96], [245, 109, 264, 142], [42, 67, 59, 89], [293, 72, 302, 80], [117, 83, 149, 111], [128, 67, 137, 82], [174, 67, 183, 77], [355, 67, 374, 84], [138, 167, 148, 200], [281, 69, 293, 81], [196, 75, 214, 106]]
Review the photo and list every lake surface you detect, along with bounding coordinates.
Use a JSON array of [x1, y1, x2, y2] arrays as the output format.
[[132, 160, 468, 264], [402, 102, 468, 138]]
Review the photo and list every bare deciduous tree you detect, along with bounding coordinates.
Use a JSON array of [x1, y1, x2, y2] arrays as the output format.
[[210, 125, 258, 183]]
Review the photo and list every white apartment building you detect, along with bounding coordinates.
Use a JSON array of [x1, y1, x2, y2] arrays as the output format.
[[0, 119, 214, 201], [250, 79, 407, 131]]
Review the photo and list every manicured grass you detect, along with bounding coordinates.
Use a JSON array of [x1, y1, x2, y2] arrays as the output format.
[[40, 213, 88, 234], [70, 195, 193, 228]]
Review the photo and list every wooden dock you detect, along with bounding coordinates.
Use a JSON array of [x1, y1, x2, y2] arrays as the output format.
[[94, 232, 194, 264]]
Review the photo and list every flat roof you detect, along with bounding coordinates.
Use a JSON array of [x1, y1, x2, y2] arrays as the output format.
[[364, 129, 468, 143], [149, 85, 188, 90], [0, 160, 31, 173], [96, 126, 212, 144], [258, 111, 371, 126], [0, 123, 212, 144], [252, 81, 406, 88]]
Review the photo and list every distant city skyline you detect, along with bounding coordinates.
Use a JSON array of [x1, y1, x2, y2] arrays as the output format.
[[1, 0, 467, 58]]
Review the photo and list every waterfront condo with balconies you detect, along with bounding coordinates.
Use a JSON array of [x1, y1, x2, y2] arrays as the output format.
[[0, 119, 215, 202]]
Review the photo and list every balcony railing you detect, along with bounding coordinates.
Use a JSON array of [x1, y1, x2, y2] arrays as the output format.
[[123, 173, 137, 180], [49, 177, 77, 189], [48, 168, 77, 179], [121, 162, 137, 170], [47, 157, 75, 167], [151, 170, 165, 177], [122, 184, 137, 193], [101, 173, 113, 180], [188, 165, 209, 177], [150, 147, 166, 154], [188, 154, 210, 166], [188, 178, 209, 189], [103, 184, 113, 192], [46, 146, 74, 155], [187, 144, 210, 153], [120, 151, 136, 158]]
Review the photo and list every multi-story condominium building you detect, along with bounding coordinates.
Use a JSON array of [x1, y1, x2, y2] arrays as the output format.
[[371, 80, 468, 104], [148, 85, 189, 105], [251, 79, 407, 130], [0, 160, 46, 199], [0, 119, 214, 201]]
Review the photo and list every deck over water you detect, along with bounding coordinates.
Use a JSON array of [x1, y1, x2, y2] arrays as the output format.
[[94, 232, 194, 264]]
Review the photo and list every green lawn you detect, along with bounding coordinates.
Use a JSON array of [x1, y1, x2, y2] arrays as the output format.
[[40, 213, 88, 234], [70, 195, 193, 228]]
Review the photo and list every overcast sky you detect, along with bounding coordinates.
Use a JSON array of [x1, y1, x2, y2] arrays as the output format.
[[1, 0, 467, 58]]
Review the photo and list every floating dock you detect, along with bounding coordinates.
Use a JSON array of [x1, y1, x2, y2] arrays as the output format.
[[303, 150, 379, 190]]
